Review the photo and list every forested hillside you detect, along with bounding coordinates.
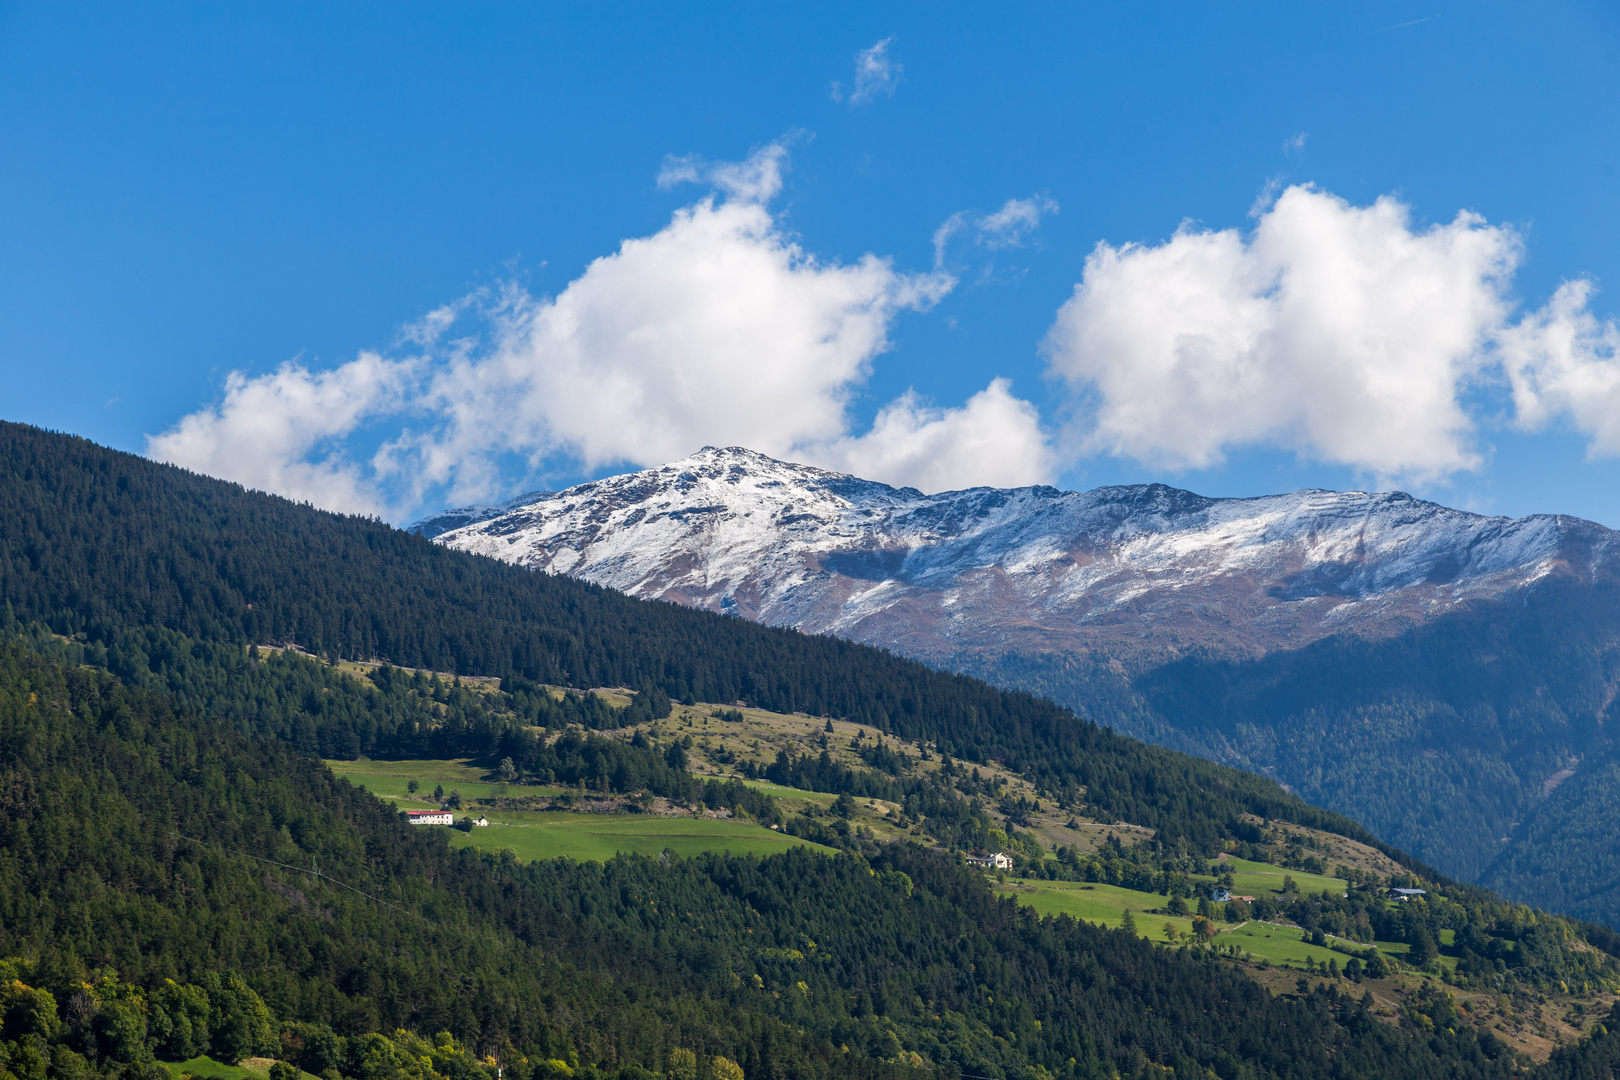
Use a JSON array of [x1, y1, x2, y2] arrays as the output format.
[[0, 634, 1541, 1080], [0, 422, 1403, 857], [961, 585, 1620, 926]]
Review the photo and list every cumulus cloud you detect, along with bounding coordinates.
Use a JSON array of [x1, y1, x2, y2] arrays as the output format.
[[147, 353, 414, 515], [402, 170, 953, 493], [1500, 280, 1620, 454], [150, 144, 1051, 513], [824, 379, 1054, 492], [1044, 185, 1523, 481], [157, 167, 1619, 513], [833, 37, 900, 106]]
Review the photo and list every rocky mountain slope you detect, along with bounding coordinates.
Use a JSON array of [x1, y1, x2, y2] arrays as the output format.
[[419, 446, 1619, 663]]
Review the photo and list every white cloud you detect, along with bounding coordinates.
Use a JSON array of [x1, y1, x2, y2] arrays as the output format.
[[824, 379, 1054, 492], [160, 169, 1620, 512], [1282, 132, 1308, 155], [833, 37, 900, 106], [403, 167, 954, 493], [933, 196, 1058, 269], [657, 142, 789, 204], [149, 145, 1054, 512], [146, 353, 414, 515], [1500, 279, 1620, 454], [1043, 184, 1522, 481]]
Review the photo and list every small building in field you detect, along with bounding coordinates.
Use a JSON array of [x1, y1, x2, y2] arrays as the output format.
[[407, 810, 454, 826], [1387, 887, 1427, 902], [966, 851, 1013, 871], [1210, 886, 1231, 902], [472, 816, 489, 827]]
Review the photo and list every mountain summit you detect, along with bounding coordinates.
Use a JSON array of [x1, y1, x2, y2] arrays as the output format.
[[417, 446, 1616, 661]]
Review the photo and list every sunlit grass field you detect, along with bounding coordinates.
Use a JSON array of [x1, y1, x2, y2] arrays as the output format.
[[162, 1057, 320, 1080], [995, 861, 1423, 971], [326, 758, 563, 805], [329, 758, 830, 862], [1220, 923, 1362, 966], [446, 810, 835, 862], [739, 779, 838, 804], [995, 880, 1201, 940], [1215, 856, 1348, 897]]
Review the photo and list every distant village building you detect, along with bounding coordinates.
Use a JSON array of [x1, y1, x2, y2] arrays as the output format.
[[966, 851, 1013, 870], [1210, 886, 1231, 902], [407, 810, 454, 825], [472, 816, 489, 827], [1387, 887, 1427, 902]]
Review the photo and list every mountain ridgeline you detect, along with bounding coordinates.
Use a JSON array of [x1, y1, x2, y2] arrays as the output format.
[[0, 422, 1395, 856]]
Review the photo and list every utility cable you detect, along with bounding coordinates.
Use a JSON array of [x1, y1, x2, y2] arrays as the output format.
[[173, 832, 413, 915]]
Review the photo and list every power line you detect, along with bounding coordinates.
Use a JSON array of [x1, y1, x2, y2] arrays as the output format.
[[173, 833, 411, 915]]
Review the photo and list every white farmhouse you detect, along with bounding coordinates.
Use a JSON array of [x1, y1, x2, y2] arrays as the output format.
[[407, 810, 455, 826]]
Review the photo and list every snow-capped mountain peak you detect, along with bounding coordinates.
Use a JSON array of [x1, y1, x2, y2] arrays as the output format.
[[416, 447, 1617, 660]]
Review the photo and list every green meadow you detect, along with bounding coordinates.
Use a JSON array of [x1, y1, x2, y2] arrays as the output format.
[[327, 758, 842, 862], [1219, 923, 1365, 967], [161, 1057, 256, 1080], [1212, 856, 1349, 897], [995, 859, 1414, 971], [996, 880, 1203, 941], [739, 779, 839, 804], [446, 810, 835, 862], [326, 758, 562, 805], [162, 1057, 320, 1080]]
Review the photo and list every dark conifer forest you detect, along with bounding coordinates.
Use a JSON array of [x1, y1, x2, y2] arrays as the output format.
[[0, 421, 1613, 1080]]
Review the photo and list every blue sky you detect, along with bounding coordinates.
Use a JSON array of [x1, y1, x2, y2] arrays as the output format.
[[3, 3, 1618, 524]]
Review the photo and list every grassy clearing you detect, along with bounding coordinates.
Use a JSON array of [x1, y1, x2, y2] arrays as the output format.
[[446, 810, 835, 862], [161, 1057, 318, 1080], [739, 780, 838, 803], [1240, 813, 1410, 880], [162, 1058, 253, 1080], [1213, 856, 1348, 897], [996, 869, 1398, 968], [257, 645, 502, 694], [326, 757, 835, 863], [997, 880, 1201, 941], [328, 757, 494, 783], [1220, 923, 1363, 967], [326, 758, 563, 806]]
